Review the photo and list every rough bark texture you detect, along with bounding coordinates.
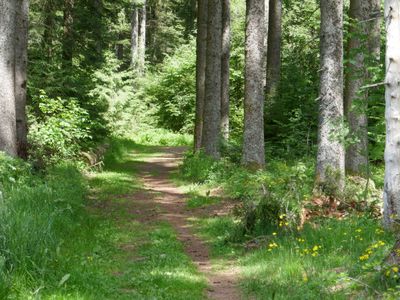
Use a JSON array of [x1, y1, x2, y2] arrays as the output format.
[[0, 0, 18, 156], [242, 0, 265, 169], [63, 0, 74, 66], [138, 1, 147, 73], [43, 0, 55, 60], [265, 0, 282, 100], [221, 0, 230, 140], [344, 0, 369, 175], [15, 0, 29, 159], [316, 0, 345, 194], [194, 0, 208, 152], [383, 0, 400, 228], [201, 0, 222, 159], [131, 5, 139, 67]]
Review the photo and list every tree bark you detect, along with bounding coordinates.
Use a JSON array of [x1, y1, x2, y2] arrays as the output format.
[[265, 0, 282, 101], [63, 0, 74, 66], [15, 0, 29, 159], [220, 0, 230, 140], [242, 0, 265, 169], [43, 0, 55, 61], [131, 4, 139, 67], [138, 0, 147, 73], [194, 0, 208, 152], [0, 0, 18, 156], [344, 0, 370, 175], [201, 0, 222, 159], [383, 0, 400, 228], [316, 0, 345, 195]]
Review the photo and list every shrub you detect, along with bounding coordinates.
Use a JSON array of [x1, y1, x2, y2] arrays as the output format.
[[28, 91, 92, 167]]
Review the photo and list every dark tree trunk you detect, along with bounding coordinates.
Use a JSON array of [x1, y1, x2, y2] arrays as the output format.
[[15, 0, 29, 159], [242, 0, 266, 169], [221, 0, 231, 140], [265, 0, 282, 101], [201, 0, 222, 159], [194, 0, 208, 152], [63, 0, 74, 67]]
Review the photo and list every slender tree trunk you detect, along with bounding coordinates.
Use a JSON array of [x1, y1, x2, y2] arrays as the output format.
[[116, 33, 124, 60], [0, 0, 18, 156], [15, 0, 29, 159], [265, 0, 282, 100], [368, 0, 381, 61], [131, 5, 139, 67], [63, 0, 74, 66], [242, 0, 265, 169], [383, 0, 400, 228], [201, 0, 222, 159], [344, 0, 369, 175], [138, 1, 147, 73], [43, 0, 55, 61], [194, 0, 208, 152], [316, 0, 345, 194], [92, 0, 103, 56], [220, 0, 231, 140]]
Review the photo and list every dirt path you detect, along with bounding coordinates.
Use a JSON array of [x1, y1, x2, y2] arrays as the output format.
[[134, 146, 241, 300]]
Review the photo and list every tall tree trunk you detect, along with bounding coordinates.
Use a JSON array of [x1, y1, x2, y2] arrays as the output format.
[[116, 33, 124, 60], [368, 0, 381, 61], [92, 0, 103, 56], [43, 0, 55, 61], [194, 0, 208, 152], [138, 0, 147, 73], [265, 0, 282, 100], [316, 0, 345, 195], [0, 0, 18, 156], [131, 5, 139, 67], [201, 0, 222, 159], [63, 0, 74, 67], [383, 0, 400, 228], [344, 0, 369, 175], [220, 0, 230, 140], [15, 0, 29, 159], [242, 0, 266, 169]]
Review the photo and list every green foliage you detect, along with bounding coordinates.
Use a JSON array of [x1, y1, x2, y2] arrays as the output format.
[[28, 91, 92, 166], [0, 155, 86, 297]]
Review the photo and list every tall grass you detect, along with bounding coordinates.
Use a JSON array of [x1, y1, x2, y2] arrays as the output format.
[[0, 154, 86, 297]]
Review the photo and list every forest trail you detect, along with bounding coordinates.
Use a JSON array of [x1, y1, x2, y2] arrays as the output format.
[[134, 146, 240, 300]]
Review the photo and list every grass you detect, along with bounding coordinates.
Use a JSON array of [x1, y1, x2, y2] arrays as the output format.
[[176, 151, 398, 299], [0, 137, 206, 299]]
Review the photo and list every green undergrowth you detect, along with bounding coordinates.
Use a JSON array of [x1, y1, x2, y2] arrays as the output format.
[[1, 137, 205, 299], [178, 150, 397, 299]]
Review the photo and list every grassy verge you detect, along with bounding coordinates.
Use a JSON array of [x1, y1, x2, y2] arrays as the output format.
[[177, 152, 397, 299], [1, 137, 206, 299]]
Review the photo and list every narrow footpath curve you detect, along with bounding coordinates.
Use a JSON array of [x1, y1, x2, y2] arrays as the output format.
[[135, 146, 240, 300]]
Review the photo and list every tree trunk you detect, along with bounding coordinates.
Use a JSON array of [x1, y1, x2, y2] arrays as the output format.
[[220, 0, 230, 140], [15, 0, 29, 159], [383, 0, 400, 228], [201, 0, 222, 159], [316, 0, 345, 195], [131, 5, 139, 67], [43, 0, 55, 61], [242, 0, 265, 169], [0, 0, 18, 156], [344, 0, 369, 175], [265, 0, 282, 101], [138, 1, 147, 73], [63, 0, 74, 66], [116, 33, 124, 61], [194, 0, 208, 152]]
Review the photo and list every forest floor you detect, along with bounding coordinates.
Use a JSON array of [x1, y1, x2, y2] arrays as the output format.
[[82, 141, 241, 299], [33, 139, 395, 299]]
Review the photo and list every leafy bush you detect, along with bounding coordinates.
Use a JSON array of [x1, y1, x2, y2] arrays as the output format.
[[28, 91, 92, 166]]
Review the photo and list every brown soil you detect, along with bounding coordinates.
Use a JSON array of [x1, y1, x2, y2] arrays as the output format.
[[134, 146, 241, 300]]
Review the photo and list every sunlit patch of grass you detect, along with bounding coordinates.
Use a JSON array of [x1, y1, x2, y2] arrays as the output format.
[[192, 213, 395, 299]]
